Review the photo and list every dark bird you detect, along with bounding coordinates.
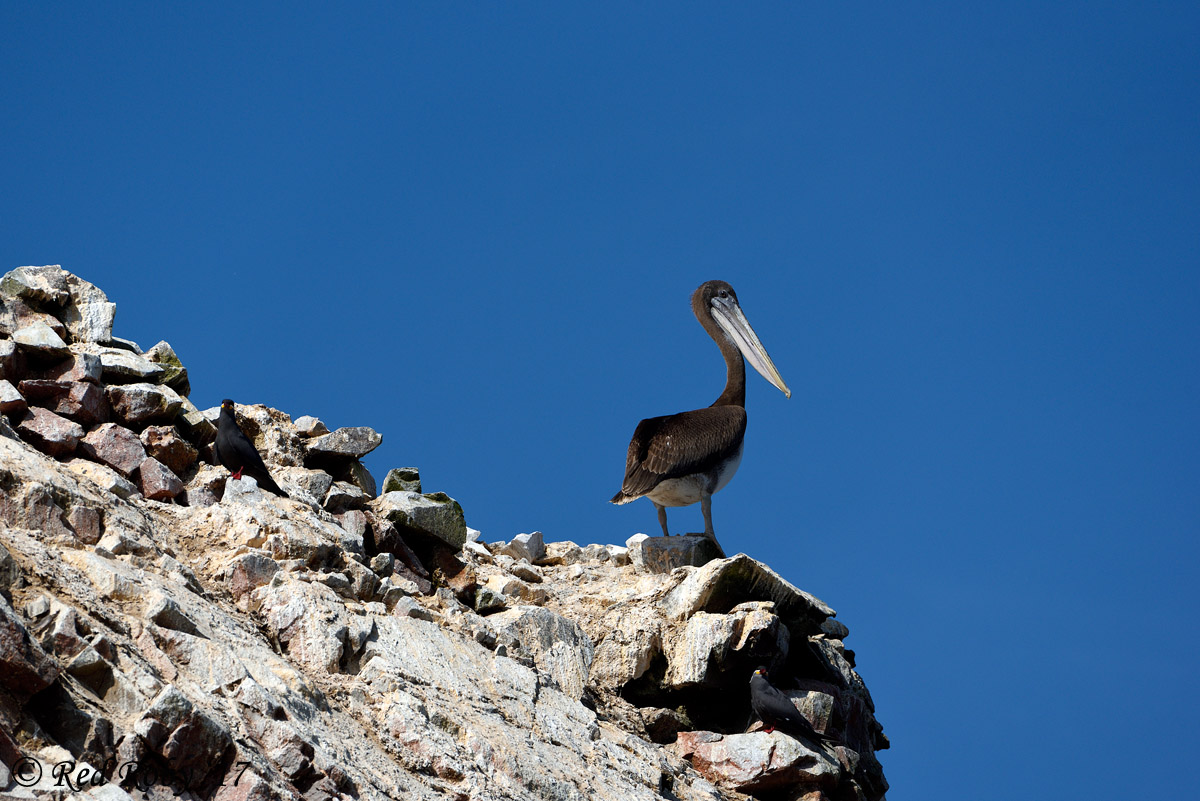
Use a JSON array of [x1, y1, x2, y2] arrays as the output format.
[[749, 666, 835, 745], [610, 281, 790, 551], [213, 399, 286, 496]]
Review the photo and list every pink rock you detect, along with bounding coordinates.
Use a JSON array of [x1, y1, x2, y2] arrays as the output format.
[[106, 382, 182, 426], [141, 425, 198, 475], [674, 730, 839, 794], [67, 506, 102, 545], [80, 423, 147, 477], [138, 457, 183, 501], [39, 352, 103, 384], [15, 406, 84, 456]]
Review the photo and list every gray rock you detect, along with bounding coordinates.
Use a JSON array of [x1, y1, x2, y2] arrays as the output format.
[[89, 347, 165, 384], [382, 466, 422, 493], [0, 378, 27, 415], [275, 465, 335, 506], [176, 396, 217, 444], [16, 406, 84, 456], [293, 415, 329, 437], [306, 425, 383, 459], [0, 338, 21, 381], [22, 379, 111, 425], [629, 535, 724, 574], [662, 554, 835, 627], [144, 340, 190, 395], [344, 459, 377, 498], [1, 264, 71, 305], [65, 458, 139, 499], [500, 530, 545, 563], [106, 382, 183, 426], [473, 585, 507, 615], [489, 606, 594, 699], [13, 320, 70, 358], [371, 491, 467, 549], [324, 480, 366, 513]]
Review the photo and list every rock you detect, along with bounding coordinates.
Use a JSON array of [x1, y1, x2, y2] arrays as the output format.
[[106, 381, 183, 425], [662, 554, 835, 628], [80, 422, 147, 477], [293, 415, 330, 437], [0, 595, 60, 695], [13, 319, 70, 359], [15, 405, 84, 456], [640, 707, 691, 744], [144, 340, 190, 395], [489, 606, 594, 699], [141, 424, 199, 475], [344, 459, 378, 498], [275, 465, 334, 506], [177, 396, 217, 444], [66, 505, 103, 544], [35, 379, 111, 425], [306, 426, 383, 459], [91, 345, 167, 383], [474, 585, 507, 614], [139, 685, 234, 791], [324, 480, 366, 513], [629, 535, 724, 573], [382, 466, 422, 493], [1, 264, 70, 306], [540, 540, 584, 566], [0, 378, 26, 416], [510, 561, 543, 583], [40, 350, 103, 383], [500, 530, 546, 563], [664, 606, 789, 689], [65, 458, 139, 499], [0, 339, 22, 381], [139, 456, 183, 501], [226, 552, 280, 610], [674, 730, 839, 794], [371, 491, 467, 549]]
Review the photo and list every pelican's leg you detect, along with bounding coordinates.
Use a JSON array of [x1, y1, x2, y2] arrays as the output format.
[[654, 502, 669, 537], [700, 493, 727, 557]]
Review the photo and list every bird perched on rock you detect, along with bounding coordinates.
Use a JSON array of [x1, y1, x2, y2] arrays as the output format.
[[749, 666, 835, 745], [213, 399, 286, 496]]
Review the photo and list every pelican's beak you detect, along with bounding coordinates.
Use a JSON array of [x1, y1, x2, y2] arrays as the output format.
[[711, 297, 791, 398]]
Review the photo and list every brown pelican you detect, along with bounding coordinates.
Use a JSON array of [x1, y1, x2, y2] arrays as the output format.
[[610, 280, 790, 550]]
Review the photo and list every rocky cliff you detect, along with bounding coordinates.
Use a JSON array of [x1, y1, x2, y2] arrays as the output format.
[[0, 266, 888, 801]]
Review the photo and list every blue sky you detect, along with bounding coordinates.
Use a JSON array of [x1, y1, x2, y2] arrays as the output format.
[[4, 3, 1198, 798]]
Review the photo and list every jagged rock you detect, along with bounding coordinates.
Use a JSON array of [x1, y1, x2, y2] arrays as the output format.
[[0, 595, 59, 694], [1, 264, 71, 306], [662, 553, 835, 628], [139, 456, 183, 501], [65, 458, 139, 499], [674, 730, 839, 793], [40, 350, 103, 383], [1, 266, 116, 343], [145, 340, 190, 395], [324, 480, 366, 513], [80, 422, 147, 477], [641, 706, 691, 744], [21, 378, 111, 425], [15, 405, 84, 456], [106, 381, 183, 426], [628, 534, 724, 573], [177, 396, 217, 444], [539, 540, 584, 565], [664, 605, 789, 689], [139, 685, 234, 791], [499, 530, 546, 563], [141, 424, 198, 475], [87, 345, 166, 383], [306, 426, 382, 459], [0, 378, 26, 415], [589, 607, 666, 691], [275, 465, 334, 506], [226, 552, 281, 610], [13, 319, 71, 359], [372, 491, 467, 549], [382, 466, 421, 493], [489, 606, 593, 699], [293, 415, 329, 437], [344, 458, 378, 498], [0, 339, 21, 381], [108, 335, 142, 352], [67, 505, 103, 544]]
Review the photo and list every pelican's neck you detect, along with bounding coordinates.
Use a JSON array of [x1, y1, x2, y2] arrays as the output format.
[[693, 295, 746, 408]]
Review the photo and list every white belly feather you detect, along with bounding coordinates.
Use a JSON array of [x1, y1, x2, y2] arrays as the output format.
[[645, 442, 744, 508]]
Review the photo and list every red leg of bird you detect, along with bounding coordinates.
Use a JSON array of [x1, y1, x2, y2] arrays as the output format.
[[764, 726, 775, 734], [232, 468, 243, 480]]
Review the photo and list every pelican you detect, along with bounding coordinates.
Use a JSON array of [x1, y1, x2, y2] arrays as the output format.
[[610, 280, 790, 550]]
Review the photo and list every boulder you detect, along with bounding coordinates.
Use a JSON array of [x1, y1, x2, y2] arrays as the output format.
[[628, 535, 724, 573], [79, 422, 148, 477], [144, 340, 190, 395], [0, 379, 26, 416], [293, 415, 329, 437], [662, 554, 835, 629], [499, 530, 545, 563], [673, 730, 839, 794], [65, 458, 139, 499], [141, 425, 199, 475], [139, 457, 184, 502], [90, 345, 167, 383], [371, 491, 467, 549], [306, 426, 383, 459], [40, 351, 103, 383], [488, 606, 594, 699], [13, 320, 70, 359], [15, 406, 84, 456], [382, 466, 422, 493], [106, 382, 184, 426]]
